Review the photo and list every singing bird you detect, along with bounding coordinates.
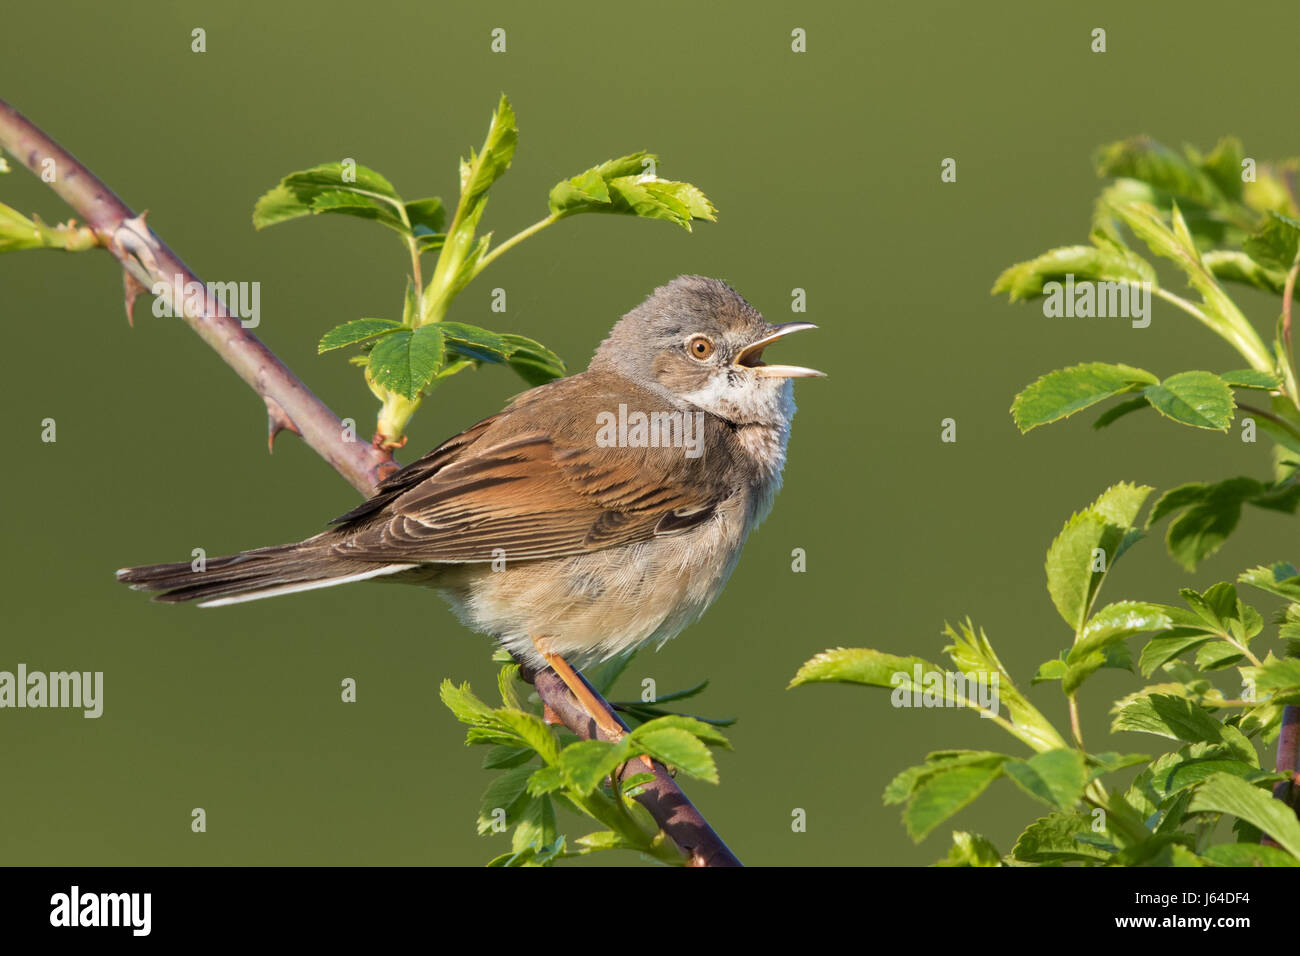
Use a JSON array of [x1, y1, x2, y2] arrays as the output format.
[[118, 276, 822, 731]]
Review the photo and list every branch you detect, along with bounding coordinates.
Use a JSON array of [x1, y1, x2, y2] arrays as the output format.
[[1283, 250, 1299, 375], [1265, 706, 1300, 849], [0, 97, 741, 867], [0, 98, 395, 495]]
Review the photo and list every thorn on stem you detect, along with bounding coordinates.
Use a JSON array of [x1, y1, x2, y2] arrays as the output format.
[[122, 270, 148, 327], [264, 395, 300, 452]]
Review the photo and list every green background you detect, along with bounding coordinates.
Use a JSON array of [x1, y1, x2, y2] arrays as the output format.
[[2, 0, 1297, 865]]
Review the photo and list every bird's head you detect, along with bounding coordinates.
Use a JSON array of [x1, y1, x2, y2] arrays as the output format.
[[590, 275, 823, 425]]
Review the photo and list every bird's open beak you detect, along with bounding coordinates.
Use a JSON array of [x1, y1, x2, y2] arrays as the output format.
[[734, 322, 825, 378]]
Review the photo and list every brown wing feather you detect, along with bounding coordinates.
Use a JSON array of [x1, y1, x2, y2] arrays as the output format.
[[328, 375, 735, 564]]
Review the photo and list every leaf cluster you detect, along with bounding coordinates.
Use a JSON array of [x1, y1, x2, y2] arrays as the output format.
[[441, 662, 731, 866], [795, 482, 1300, 866], [250, 95, 716, 441]]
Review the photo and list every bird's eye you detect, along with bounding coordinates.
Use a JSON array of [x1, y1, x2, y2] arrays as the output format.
[[687, 336, 715, 360]]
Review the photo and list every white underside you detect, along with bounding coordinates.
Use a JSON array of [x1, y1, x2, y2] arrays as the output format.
[[196, 563, 417, 608]]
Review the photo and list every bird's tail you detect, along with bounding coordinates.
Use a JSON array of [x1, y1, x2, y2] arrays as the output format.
[[115, 537, 415, 607]]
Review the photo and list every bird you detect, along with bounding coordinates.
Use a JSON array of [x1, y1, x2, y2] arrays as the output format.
[[117, 275, 823, 734]]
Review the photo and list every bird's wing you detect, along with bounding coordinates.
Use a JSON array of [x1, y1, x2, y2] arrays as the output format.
[[327, 412, 505, 527], [327, 385, 735, 564]]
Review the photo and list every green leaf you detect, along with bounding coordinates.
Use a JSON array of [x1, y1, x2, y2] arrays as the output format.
[[1032, 658, 1067, 684], [525, 764, 565, 796], [1239, 562, 1300, 602], [1195, 641, 1244, 671], [1087, 751, 1151, 778], [1203, 250, 1296, 298], [1045, 483, 1153, 633], [1057, 649, 1109, 696], [459, 95, 518, 211], [938, 831, 1002, 867], [1091, 481, 1155, 529], [1003, 749, 1089, 810], [405, 198, 446, 235], [0, 203, 45, 252], [1189, 773, 1300, 859], [629, 726, 718, 784], [942, 621, 1069, 751], [1111, 201, 1269, 365], [903, 763, 1003, 842], [1115, 835, 1204, 867], [476, 764, 535, 835], [318, 318, 402, 353], [1011, 362, 1157, 432], [497, 333, 567, 385], [640, 679, 710, 706], [252, 162, 408, 234], [367, 325, 446, 400], [1180, 581, 1261, 640], [619, 772, 656, 797], [1279, 603, 1300, 645], [285, 163, 400, 200], [1012, 812, 1113, 863], [1112, 694, 1254, 760], [790, 647, 946, 690], [440, 679, 498, 725], [1142, 744, 1260, 803], [1220, 368, 1283, 389], [631, 714, 731, 749], [549, 152, 653, 215], [1147, 478, 1266, 571], [551, 739, 630, 794], [1253, 478, 1300, 514], [1139, 631, 1218, 677], [1093, 396, 1150, 430], [1200, 137, 1247, 202], [432, 322, 568, 385], [1242, 654, 1300, 705], [1243, 211, 1300, 271], [1202, 843, 1300, 867], [1095, 137, 1235, 211], [1070, 601, 1174, 662], [511, 794, 558, 856], [437, 322, 507, 361], [497, 664, 525, 711], [549, 153, 717, 231], [884, 751, 1009, 805], [494, 709, 561, 765], [249, 184, 307, 229], [483, 745, 534, 770], [604, 176, 716, 231], [1142, 371, 1234, 431], [573, 830, 638, 854], [308, 189, 405, 230], [0, 206, 98, 253], [991, 244, 1155, 302]]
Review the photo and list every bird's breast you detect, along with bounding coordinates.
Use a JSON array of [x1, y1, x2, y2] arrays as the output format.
[[435, 490, 754, 667]]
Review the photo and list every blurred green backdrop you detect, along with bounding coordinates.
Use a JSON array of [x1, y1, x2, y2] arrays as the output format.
[[2, 0, 1298, 865]]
